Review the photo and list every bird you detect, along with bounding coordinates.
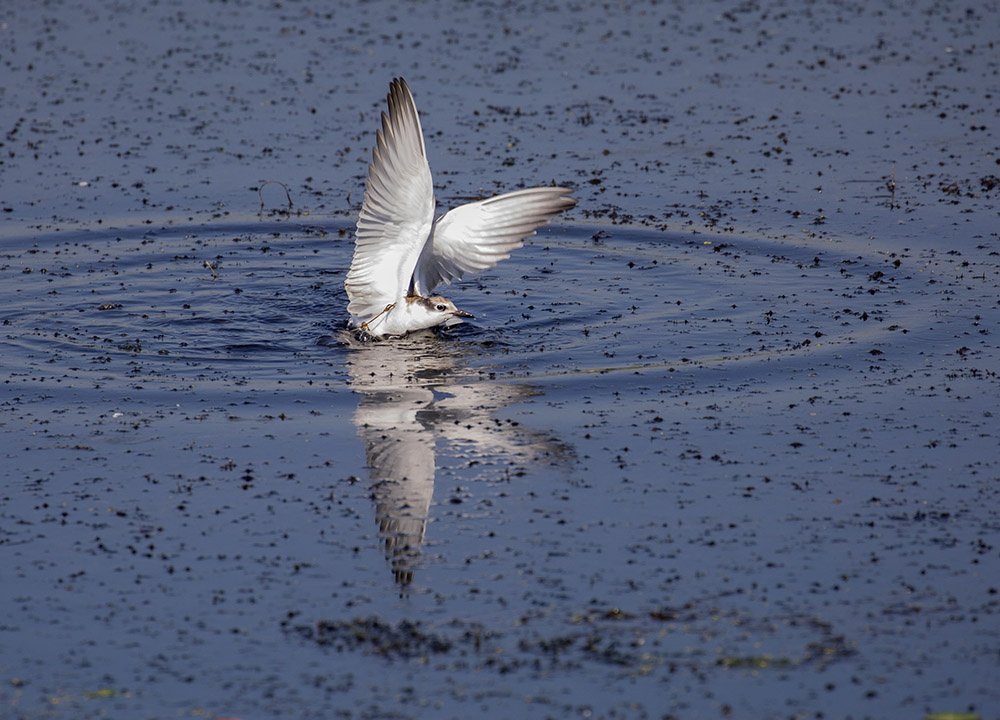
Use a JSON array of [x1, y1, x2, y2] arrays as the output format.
[[345, 78, 576, 339]]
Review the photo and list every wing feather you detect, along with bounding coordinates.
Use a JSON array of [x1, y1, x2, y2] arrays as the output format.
[[345, 78, 435, 321], [413, 187, 576, 295]]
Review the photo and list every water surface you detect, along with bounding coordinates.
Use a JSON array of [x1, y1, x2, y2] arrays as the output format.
[[2, 1, 999, 718]]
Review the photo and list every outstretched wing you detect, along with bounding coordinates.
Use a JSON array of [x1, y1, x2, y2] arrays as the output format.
[[346, 78, 435, 320], [412, 187, 576, 296]]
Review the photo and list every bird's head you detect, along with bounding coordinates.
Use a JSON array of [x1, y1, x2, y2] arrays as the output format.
[[425, 295, 474, 318], [409, 295, 474, 330]]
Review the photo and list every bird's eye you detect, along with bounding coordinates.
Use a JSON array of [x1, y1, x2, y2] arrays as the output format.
[[436, 304, 446, 311]]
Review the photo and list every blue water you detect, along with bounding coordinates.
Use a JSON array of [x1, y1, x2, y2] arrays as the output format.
[[2, 0, 999, 718], [3, 215, 997, 719]]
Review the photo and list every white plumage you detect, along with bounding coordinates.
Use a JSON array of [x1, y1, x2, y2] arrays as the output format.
[[345, 78, 576, 338]]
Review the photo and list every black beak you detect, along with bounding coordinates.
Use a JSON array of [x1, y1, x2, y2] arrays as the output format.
[[453, 309, 475, 319]]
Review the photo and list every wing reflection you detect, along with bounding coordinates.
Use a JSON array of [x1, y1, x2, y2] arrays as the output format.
[[345, 332, 570, 588]]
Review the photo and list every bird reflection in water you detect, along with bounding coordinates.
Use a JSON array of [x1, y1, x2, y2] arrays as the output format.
[[344, 331, 571, 588]]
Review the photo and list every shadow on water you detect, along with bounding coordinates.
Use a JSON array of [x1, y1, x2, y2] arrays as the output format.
[[341, 331, 572, 587]]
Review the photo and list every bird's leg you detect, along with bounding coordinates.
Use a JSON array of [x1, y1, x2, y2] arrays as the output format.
[[359, 302, 396, 336]]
